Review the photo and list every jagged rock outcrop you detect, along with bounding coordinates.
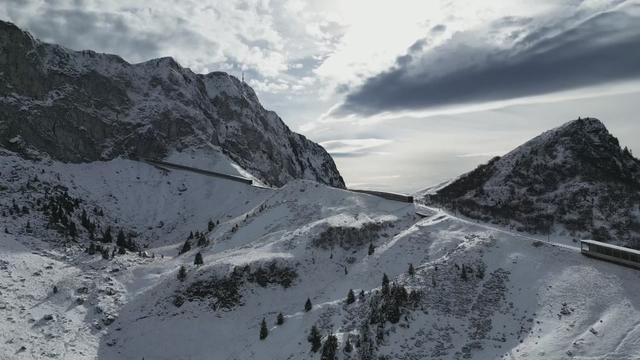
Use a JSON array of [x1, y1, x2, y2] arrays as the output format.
[[425, 118, 640, 247], [0, 20, 344, 188]]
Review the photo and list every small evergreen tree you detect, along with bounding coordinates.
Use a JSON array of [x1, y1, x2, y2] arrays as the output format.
[[179, 239, 192, 255], [343, 337, 353, 353], [116, 229, 126, 248], [276, 312, 284, 325], [346, 289, 355, 305], [476, 264, 485, 279], [359, 290, 365, 301], [461, 264, 468, 281], [321, 334, 338, 360], [197, 233, 207, 247], [126, 237, 137, 252], [87, 242, 96, 255], [177, 265, 187, 282], [305, 298, 312, 312], [368, 242, 375, 255], [194, 252, 204, 265], [408, 263, 415, 276], [102, 227, 112, 243], [101, 247, 110, 260], [307, 325, 322, 352], [69, 222, 77, 239], [259, 318, 268, 340], [381, 273, 390, 295], [208, 220, 215, 232]]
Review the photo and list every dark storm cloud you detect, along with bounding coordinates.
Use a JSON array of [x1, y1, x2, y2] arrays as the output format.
[[333, 5, 640, 117], [2, 3, 215, 64]]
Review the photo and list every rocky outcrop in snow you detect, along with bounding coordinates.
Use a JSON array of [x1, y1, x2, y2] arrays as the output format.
[[425, 118, 640, 247], [0, 20, 344, 188]]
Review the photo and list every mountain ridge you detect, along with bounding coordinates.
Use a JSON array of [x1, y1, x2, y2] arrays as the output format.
[[424, 117, 640, 247], [0, 20, 344, 188]]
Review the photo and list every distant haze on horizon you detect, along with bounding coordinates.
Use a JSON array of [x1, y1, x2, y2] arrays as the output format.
[[3, 0, 640, 192]]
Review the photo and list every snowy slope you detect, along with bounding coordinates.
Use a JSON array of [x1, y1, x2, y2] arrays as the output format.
[[424, 118, 640, 248], [96, 189, 640, 360], [1, 149, 640, 359]]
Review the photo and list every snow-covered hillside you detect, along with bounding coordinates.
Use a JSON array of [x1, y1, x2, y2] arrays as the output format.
[[424, 118, 640, 248], [1, 149, 639, 360], [0, 20, 344, 188]]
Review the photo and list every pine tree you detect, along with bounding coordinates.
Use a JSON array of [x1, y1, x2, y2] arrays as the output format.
[[343, 337, 353, 353], [194, 252, 204, 265], [305, 298, 312, 312], [346, 289, 355, 305], [126, 238, 137, 252], [197, 233, 207, 247], [307, 325, 322, 352], [102, 226, 112, 243], [87, 242, 96, 255], [69, 222, 77, 239], [461, 264, 468, 281], [368, 242, 375, 255], [101, 247, 110, 260], [376, 323, 384, 342], [208, 220, 215, 231], [359, 290, 365, 301], [179, 239, 191, 255], [276, 313, 284, 325], [476, 264, 485, 279], [381, 273, 390, 295], [408, 263, 415, 276], [358, 323, 373, 360], [321, 334, 338, 360], [116, 229, 126, 248], [259, 318, 268, 340]]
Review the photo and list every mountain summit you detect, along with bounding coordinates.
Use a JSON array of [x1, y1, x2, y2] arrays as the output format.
[[0, 20, 344, 188], [425, 117, 640, 247]]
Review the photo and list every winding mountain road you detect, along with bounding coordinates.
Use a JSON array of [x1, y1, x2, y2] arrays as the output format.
[[416, 204, 581, 252]]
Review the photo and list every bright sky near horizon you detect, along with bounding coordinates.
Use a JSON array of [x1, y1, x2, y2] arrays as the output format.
[[2, 0, 640, 192]]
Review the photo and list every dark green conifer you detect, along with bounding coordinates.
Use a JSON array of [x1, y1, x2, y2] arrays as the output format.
[[259, 318, 268, 340]]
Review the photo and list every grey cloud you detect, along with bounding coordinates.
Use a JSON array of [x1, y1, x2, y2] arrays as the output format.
[[430, 24, 446, 34], [3, 2, 219, 65], [333, 5, 640, 117], [321, 138, 391, 158]]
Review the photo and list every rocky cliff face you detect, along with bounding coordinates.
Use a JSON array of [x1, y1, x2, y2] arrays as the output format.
[[425, 118, 640, 247], [0, 20, 344, 188]]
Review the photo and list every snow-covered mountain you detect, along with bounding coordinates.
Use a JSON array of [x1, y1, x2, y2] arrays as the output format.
[[423, 118, 640, 248], [0, 20, 344, 188], [2, 20, 640, 359], [1, 150, 639, 360]]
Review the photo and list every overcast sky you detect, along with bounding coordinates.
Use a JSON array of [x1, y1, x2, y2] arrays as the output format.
[[2, 0, 640, 192]]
